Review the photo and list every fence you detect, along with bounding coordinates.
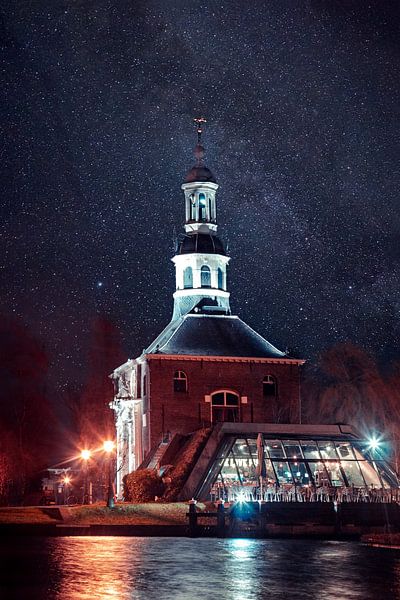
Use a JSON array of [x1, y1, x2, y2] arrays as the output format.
[[210, 483, 400, 504]]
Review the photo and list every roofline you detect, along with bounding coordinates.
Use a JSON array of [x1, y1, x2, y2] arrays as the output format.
[[217, 422, 361, 438], [145, 353, 305, 364], [181, 181, 219, 190], [234, 315, 286, 358]]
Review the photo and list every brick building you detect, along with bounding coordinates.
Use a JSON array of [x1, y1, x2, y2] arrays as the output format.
[[111, 121, 304, 495]]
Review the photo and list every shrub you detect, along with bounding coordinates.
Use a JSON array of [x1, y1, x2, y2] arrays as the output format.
[[123, 469, 165, 502]]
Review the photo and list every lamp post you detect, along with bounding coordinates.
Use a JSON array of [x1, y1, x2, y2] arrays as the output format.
[[80, 449, 91, 504], [103, 440, 115, 509], [63, 475, 71, 505]]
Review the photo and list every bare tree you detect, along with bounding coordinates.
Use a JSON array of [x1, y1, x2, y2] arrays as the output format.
[[0, 316, 55, 503], [303, 343, 390, 435], [70, 316, 126, 450]]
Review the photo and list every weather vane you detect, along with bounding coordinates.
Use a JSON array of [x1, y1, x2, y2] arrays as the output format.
[[193, 116, 207, 144]]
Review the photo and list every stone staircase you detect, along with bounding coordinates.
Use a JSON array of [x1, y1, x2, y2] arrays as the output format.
[[146, 440, 171, 470]]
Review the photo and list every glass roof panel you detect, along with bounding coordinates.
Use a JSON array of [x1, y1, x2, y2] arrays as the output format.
[[335, 441, 355, 460], [317, 441, 338, 459], [358, 459, 381, 487], [266, 440, 285, 459], [307, 460, 332, 487], [233, 439, 252, 458], [272, 460, 293, 484], [300, 440, 320, 460], [340, 460, 365, 487], [282, 440, 302, 460], [290, 461, 311, 485]]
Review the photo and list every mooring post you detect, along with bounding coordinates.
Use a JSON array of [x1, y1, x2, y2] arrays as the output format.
[[259, 501, 267, 533], [217, 501, 226, 537], [334, 500, 341, 535], [188, 499, 198, 537]]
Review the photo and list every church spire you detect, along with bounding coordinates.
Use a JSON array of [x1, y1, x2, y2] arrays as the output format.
[[182, 118, 218, 235], [194, 116, 206, 145], [193, 116, 206, 166], [171, 120, 231, 321]]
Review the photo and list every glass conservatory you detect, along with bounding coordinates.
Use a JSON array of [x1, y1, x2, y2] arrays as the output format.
[[195, 424, 399, 502]]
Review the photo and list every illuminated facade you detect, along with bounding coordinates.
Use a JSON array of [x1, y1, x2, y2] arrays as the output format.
[[185, 424, 398, 501], [110, 122, 303, 496]]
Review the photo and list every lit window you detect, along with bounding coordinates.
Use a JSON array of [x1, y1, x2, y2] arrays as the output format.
[[263, 375, 277, 397], [199, 193, 207, 221], [174, 370, 187, 393], [190, 194, 196, 220], [183, 266, 193, 288], [217, 267, 224, 290], [201, 265, 211, 287]]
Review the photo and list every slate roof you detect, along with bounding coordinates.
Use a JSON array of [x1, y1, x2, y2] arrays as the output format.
[[177, 233, 226, 255], [145, 314, 288, 359]]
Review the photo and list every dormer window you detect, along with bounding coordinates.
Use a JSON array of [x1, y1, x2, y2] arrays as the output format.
[[174, 370, 187, 393], [201, 265, 211, 288]]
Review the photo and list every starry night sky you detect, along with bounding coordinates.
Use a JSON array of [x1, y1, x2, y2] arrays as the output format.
[[2, 1, 400, 396]]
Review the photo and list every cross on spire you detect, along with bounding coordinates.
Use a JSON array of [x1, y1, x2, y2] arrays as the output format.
[[193, 116, 207, 144]]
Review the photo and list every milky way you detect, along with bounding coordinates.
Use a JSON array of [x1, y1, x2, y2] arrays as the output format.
[[1, 1, 400, 394]]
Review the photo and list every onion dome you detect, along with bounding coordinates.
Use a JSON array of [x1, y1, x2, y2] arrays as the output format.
[[184, 165, 217, 183]]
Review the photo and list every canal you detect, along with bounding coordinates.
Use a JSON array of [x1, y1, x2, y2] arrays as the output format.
[[0, 537, 399, 599]]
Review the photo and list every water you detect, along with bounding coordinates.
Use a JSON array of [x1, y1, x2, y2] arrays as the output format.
[[0, 537, 400, 600]]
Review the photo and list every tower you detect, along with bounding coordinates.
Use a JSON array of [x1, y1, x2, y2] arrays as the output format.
[[111, 121, 304, 496], [172, 118, 230, 320]]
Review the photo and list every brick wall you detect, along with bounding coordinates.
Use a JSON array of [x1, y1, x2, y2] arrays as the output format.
[[146, 356, 301, 448]]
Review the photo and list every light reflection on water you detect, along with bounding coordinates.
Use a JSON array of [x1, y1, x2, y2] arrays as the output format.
[[1, 536, 400, 600]]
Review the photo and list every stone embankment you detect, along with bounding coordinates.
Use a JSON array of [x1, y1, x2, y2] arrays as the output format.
[[1, 502, 399, 538]]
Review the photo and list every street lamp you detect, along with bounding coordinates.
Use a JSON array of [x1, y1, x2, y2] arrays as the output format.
[[81, 449, 91, 461], [103, 440, 115, 509], [62, 474, 71, 505], [368, 436, 381, 451], [80, 449, 91, 504]]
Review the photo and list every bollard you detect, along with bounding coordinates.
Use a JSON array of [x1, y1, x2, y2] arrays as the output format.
[[259, 501, 267, 533], [334, 501, 342, 535], [188, 499, 198, 537], [217, 501, 226, 537]]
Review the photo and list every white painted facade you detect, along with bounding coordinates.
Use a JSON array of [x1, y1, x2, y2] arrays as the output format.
[[110, 357, 147, 497]]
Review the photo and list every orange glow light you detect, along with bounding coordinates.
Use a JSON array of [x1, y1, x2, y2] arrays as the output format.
[[103, 440, 115, 453], [81, 449, 91, 461]]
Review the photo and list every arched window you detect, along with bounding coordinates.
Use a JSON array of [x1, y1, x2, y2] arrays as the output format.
[[263, 375, 277, 397], [217, 267, 223, 290], [201, 265, 211, 288], [174, 370, 187, 393], [183, 266, 193, 289], [211, 391, 239, 422], [199, 193, 207, 221], [210, 195, 215, 221], [190, 194, 196, 220]]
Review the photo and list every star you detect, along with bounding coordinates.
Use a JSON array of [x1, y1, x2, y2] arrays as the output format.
[[0, 0, 398, 398]]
